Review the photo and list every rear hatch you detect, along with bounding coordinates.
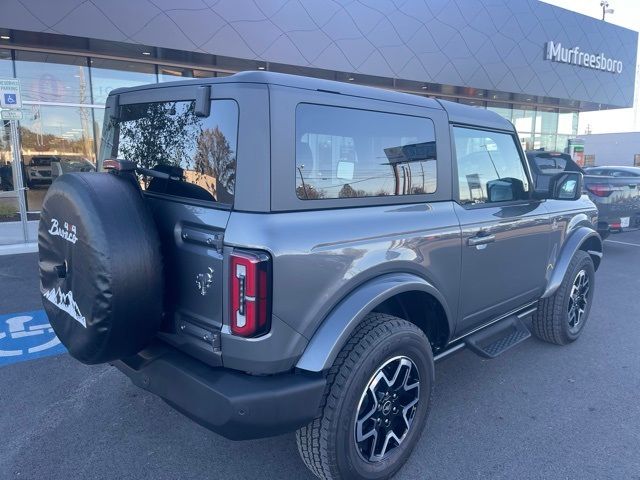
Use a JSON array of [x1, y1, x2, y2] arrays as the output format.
[[98, 84, 239, 365]]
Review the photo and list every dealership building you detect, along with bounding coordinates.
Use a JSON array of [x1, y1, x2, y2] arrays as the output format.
[[0, 0, 637, 248]]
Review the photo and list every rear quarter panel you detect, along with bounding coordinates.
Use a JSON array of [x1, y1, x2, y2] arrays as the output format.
[[224, 204, 462, 340]]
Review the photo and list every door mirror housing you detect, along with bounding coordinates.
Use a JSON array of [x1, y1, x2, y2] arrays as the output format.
[[535, 171, 583, 200]]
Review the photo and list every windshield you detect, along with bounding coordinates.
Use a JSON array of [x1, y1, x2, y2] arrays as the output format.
[[99, 99, 238, 205]]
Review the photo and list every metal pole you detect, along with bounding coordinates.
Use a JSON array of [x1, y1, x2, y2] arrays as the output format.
[[9, 119, 28, 242]]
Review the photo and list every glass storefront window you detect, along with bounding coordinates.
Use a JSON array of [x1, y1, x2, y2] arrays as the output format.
[[19, 105, 96, 212], [555, 135, 570, 152], [558, 110, 578, 135], [90, 58, 156, 105], [517, 132, 534, 151], [486, 102, 512, 122], [0, 49, 13, 77], [457, 98, 485, 107], [512, 104, 535, 135], [15, 51, 90, 104], [535, 107, 559, 135], [158, 66, 216, 82]]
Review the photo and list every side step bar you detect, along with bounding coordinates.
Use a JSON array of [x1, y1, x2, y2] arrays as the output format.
[[434, 306, 536, 362], [465, 316, 531, 359]]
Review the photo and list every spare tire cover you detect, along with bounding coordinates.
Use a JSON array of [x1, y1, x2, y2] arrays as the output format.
[[38, 172, 163, 364]]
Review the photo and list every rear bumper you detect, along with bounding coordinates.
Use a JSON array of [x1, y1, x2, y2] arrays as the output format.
[[113, 342, 326, 440]]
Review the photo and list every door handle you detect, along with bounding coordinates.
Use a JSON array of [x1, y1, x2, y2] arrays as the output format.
[[467, 234, 496, 247]]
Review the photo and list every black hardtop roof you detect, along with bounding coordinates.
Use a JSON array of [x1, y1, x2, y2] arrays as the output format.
[[111, 70, 513, 131]]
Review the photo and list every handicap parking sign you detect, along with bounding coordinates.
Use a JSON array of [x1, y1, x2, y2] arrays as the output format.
[[0, 78, 22, 109], [0, 310, 66, 367]]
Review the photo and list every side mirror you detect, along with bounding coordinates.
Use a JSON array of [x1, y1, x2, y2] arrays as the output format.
[[486, 177, 525, 203], [549, 172, 583, 200]]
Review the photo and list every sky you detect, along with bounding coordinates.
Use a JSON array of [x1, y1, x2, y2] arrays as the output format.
[[541, 0, 640, 134]]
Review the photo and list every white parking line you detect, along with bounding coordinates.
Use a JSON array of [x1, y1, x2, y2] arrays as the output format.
[[605, 239, 640, 247]]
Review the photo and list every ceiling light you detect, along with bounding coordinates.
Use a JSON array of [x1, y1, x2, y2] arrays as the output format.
[[348, 76, 355, 81], [257, 66, 265, 70], [142, 51, 151, 56], [0, 35, 10, 40], [421, 85, 428, 90]]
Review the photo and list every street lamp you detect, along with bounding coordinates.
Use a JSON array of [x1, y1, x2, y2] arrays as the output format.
[[600, 1, 614, 21]]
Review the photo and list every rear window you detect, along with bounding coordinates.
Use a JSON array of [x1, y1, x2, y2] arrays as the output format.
[[531, 154, 568, 174], [295, 104, 437, 200], [101, 99, 238, 205]]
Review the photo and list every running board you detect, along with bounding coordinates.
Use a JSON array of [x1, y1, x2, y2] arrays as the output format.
[[464, 316, 531, 359]]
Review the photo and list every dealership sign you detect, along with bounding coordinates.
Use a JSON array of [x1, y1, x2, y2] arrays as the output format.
[[545, 41, 623, 73]]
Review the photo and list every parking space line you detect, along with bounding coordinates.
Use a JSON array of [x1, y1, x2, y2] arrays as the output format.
[[605, 239, 640, 247]]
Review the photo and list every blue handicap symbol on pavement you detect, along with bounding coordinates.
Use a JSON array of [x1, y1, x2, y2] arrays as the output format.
[[4, 93, 17, 105], [0, 310, 66, 367]]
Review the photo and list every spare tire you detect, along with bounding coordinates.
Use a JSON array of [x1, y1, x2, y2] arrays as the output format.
[[38, 172, 163, 364]]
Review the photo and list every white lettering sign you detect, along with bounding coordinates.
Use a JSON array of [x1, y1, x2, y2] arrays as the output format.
[[48, 218, 78, 244], [545, 41, 623, 73]]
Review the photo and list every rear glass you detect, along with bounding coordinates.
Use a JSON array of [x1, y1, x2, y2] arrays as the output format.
[[101, 99, 238, 205], [295, 104, 437, 199], [532, 155, 567, 173]]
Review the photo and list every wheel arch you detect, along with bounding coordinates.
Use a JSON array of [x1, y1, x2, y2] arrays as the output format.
[[543, 226, 602, 299], [295, 273, 453, 373]]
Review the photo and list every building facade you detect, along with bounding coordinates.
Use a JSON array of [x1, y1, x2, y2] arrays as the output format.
[[0, 0, 637, 246], [582, 132, 640, 167]]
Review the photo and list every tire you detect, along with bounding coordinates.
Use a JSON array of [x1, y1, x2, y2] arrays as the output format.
[[38, 172, 163, 364], [531, 250, 595, 345], [296, 313, 434, 480]]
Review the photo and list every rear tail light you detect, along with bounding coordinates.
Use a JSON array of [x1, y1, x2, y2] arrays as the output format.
[[586, 183, 613, 198], [229, 250, 271, 337]]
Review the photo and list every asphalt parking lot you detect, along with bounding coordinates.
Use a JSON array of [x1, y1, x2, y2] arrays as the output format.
[[1, 232, 639, 480]]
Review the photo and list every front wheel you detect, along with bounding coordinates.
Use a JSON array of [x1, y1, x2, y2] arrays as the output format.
[[296, 313, 434, 480], [531, 250, 595, 345]]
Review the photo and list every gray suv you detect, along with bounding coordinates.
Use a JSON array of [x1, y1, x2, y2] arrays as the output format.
[[38, 72, 602, 480]]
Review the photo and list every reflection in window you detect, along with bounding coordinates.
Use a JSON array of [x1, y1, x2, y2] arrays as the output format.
[[19, 106, 96, 212], [558, 111, 578, 135], [104, 99, 238, 205], [158, 66, 216, 82], [0, 49, 12, 78], [512, 105, 535, 135], [454, 127, 529, 205], [15, 51, 90, 104], [535, 108, 559, 134], [295, 104, 437, 200], [90, 58, 157, 105]]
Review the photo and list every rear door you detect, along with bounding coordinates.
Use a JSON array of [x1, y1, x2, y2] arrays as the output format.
[[98, 82, 266, 364], [453, 126, 551, 334]]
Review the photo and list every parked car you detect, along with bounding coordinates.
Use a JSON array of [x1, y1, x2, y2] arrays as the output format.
[[38, 72, 602, 480], [50, 157, 96, 181], [24, 155, 58, 187], [585, 166, 640, 177], [527, 151, 640, 236]]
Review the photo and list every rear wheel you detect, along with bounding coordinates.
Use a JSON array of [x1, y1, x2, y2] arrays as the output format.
[[531, 251, 595, 345], [296, 313, 434, 480]]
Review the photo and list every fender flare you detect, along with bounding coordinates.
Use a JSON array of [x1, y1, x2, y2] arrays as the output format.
[[295, 273, 452, 373], [542, 226, 602, 299]]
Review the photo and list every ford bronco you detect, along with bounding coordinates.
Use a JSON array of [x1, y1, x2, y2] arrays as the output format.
[[38, 72, 602, 480]]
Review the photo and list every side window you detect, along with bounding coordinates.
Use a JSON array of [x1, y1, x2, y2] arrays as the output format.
[[295, 104, 437, 199], [453, 127, 530, 205]]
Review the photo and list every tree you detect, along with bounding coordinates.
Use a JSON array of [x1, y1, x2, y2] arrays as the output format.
[[194, 126, 236, 200], [118, 102, 199, 170]]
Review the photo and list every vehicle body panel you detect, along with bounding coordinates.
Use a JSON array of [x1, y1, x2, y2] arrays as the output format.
[[100, 73, 602, 378]]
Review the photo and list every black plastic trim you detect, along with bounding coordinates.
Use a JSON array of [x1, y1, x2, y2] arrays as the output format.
[[113, 342, 326, 440]]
